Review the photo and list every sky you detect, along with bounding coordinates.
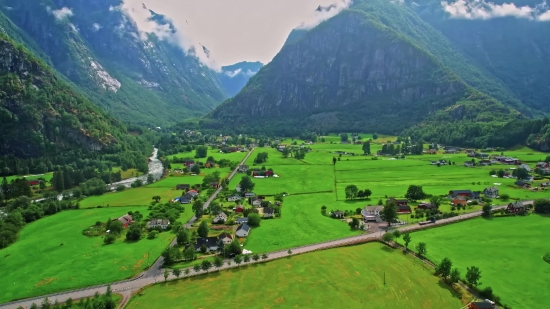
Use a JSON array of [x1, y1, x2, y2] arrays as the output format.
[[122, 0, 352, 68]]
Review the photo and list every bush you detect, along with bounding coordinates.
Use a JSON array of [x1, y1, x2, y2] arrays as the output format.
[[499, 194, 510, 201], [104, 234, 116, 244], [147, 230, 159, 239], [543, 253, 550, 264], [247, 213, 261, 227], [116, 185, 126, 192]]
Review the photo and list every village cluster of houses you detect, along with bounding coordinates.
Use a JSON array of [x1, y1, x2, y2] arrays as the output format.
[[111, 214, 170, 230]]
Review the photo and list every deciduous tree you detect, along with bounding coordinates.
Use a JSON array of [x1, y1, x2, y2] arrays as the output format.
[[172, 268, 181, 279], [381, 202, 398, 226], [466, 266, 482, 286], [239, 175, 255, 193], [449, 268, 461, 284], [435, 257, 452, 280], [405, 185, 426, 201], [416, 242, 427, 257], [362, 142, 371, 155], [247, 213, 261, 227], [197, 220, 209, 238], [402, 233, 412, 250], [345, 184, 359, 200]]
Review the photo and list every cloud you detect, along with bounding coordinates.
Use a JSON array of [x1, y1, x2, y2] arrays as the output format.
[[441, 0, 550, 20], [121, 1, 220, 71], [109, 5, 119, 11], [296, 0, 353, 29], [224, 68, 258, 78], [92, 23, 102, 32], [68, 23, 79, 32], [51, 7, 74, 21]]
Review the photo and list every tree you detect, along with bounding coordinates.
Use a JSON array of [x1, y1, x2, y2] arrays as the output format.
[[348, 217, 360, 229], [513, 167, 529, 180], [243, 254, 251, 263], [381, 232, 394, 243], [193, 264, 201, 273], [363, 189, 372, 199], [282, 147, 290, 158], [147, 174, 155, 184], [247, 213, 261, 227], [192, 200, 204, 217], [261, 253, 268, 260], [416, 242, 427, 257], [206, 156, 215, 163], [534, 199, 550, 213], [183, 246, 196, 261], [482, 204, 492, 218], [234, 255, 242, 266], [405, 185, 426, 201], [195, 146, 208, 158], [172, 268, 181, 279], [252, 253, 260, 262], [381, 202, 398, 226], [435, 257, 453, 280], [208, 202, 223, 216], [373, 133, 378, 140], [497, 169, 505, 178], [163, 269, 169, 281], [197, 220, 209, 238], [239, 176, 255, 193], [191, 164, 201, 174], [147, 230, 159, 239], [402, 233, 412, 250], [465, 266, 482, 286], [332, 157, 337, 165], [184, 268, 190, 276], [287, 249, 292, 255], [177, 229, 190, 246], [228, 239, 242, 255], [429, 196, 443, 208], [152, 195, 161, 203], [214, 257, 224, 270], [340, 133, 349, 142], [53, 168, 64, 193], [345, 184, 359, 200], [392, 230, 401, 240], [449, 268, 461, 284], [362, 141, 371, 155], [125, 224, 142, 241], [201, 260, 212, 272]]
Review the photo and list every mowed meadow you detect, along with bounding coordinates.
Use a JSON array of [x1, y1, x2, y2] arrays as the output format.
[[126, 243, 464, 309], [399, 215, 550, 309], [0, 207, 173, 303]]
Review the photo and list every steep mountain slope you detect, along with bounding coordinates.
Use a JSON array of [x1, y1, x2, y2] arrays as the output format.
[[219, 61, 263, 97], [0, 0, 226, 126], [0, 33, 127, 158], [407, 0, 550, 112], [203, 1, 521, 136]]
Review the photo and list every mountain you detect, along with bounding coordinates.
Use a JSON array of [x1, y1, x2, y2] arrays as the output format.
[[219, 61, 263, 97], [0, 32, 127, 158], [0, 0, 227, 126], [203, 0, 550, 147]]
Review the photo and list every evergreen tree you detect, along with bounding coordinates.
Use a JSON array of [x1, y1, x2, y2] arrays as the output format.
[[53, 168, 64, 193]]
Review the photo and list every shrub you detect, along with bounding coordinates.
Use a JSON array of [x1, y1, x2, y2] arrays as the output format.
[[499, 194, 510, 201], [147, 230, 159, 239], [543, 253, 550, 264]]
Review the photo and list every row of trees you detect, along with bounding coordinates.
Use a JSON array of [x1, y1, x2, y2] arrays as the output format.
[[254, 152, 269, 164], [344, 185, 372, 200], [22, 285, 117, 309]]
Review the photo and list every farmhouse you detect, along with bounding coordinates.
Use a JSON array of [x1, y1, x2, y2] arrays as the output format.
[[448, 190, 479, 200], [194, 237, 219, 252], [519, 163, 531, 172], [227, 195, 241, 202], [147, 219, 170, 230], [263, 207, 275, 218], [235, 223, 251, 237], [213, 212, 228, 223], [218, 232, 233, 245], [210, 182, 220, 188], [468, 300, 495, 309], [176, 184, 190, 190], [397, 205, 412, 214], [483, 187, 499, 198], [28, 180, 40, 186], [250, 198, 263, 207], [451, 196, 468, 206], [361, 206, 384, 223], [417, 202, 437, 210], [235, 205, 244, 213], [236, 217, 248, 224], [186, 190, 199, 198], [386, 198, 408, 207], [184, 160, 195, 168], [536, 162, 549, 168], [507, 201, 525, 213], [115, 214, 133, 228], [238, 165, 249, 173]]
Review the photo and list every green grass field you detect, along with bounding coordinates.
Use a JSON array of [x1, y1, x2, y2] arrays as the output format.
[[398, 215, 550, 309], [5, 172, 53, 183], [0, 207, 174, 303], [168, 150, 247, 163], [126, 242, 463, 309]]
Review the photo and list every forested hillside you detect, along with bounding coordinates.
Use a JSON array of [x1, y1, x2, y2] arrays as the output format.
[[0, 0, 226, 126]]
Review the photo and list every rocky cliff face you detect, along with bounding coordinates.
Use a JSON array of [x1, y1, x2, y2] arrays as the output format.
[[219, 61, 263, 97], [207, 10, 476, 134], [0, 0, 226, 125], [0, 35, 124, 157]]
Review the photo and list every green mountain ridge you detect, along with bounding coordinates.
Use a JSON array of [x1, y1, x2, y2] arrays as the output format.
[[0, 0, 227, 126], [203, 1, 522, 139]]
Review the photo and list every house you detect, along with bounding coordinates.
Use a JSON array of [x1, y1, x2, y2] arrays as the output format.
[[227, 195, 241, 202], [210, 182, 220, 188], [541, 182, 550, 187], [218, 232, 233, 245], [236, 217, 248, 224], [176, 184, 190, 190], [147, 219, 170, 230], [507, 201, 525, 213], [28, 180, 40, 186], [397, 205, 412, 213], [483, 187, 499, 198], [464, 161, 474, 167], [115, 214, 134, 228], [244, 192, 256, 198], [448, 190, 479, 199], [361, 206, 384, 223], [417, 202, 437, 210], [386, 198, 408, 207], [187, 190, 199, 198], [235, 223, 251, 237], [536, 162, 549, 168], [213, 212, 228, 223], [452, 196, 468, 206], [515, 180, 530, 188], [263, 207, 275, 218], [332, 211, 345, 218], [250, 198, 263, 207], [444, 148, 458, 154], [235, 205, 244, 213], [519, 163, 531, 172], [236, 184, 242, 192], [194, 237, 219, 252], [179, 196, 192, 204], [184, 160, 195, 168], [238, 165, 249, 173], [468, 300, 495, 309], [426, 149, 437, 154]]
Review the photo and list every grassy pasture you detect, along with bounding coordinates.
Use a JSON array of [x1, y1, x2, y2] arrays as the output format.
[[5, 172, 53, 183], [126, 242, 463, 309], [399, 215, 550, 309], [79, 187, 180, 208], [167, 150, 247, 163], [0, 207, 174, 303]]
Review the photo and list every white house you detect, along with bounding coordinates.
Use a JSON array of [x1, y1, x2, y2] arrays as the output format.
[[251, 198, 263, 207], [218, 233, 233, 245], [361, 206, 384, 223], [236, 184, 242, 192], [227, 195, 241, 202], [147, 219, 170, 229], [213, 212, 228, 224], [235, 223, 251, 237]]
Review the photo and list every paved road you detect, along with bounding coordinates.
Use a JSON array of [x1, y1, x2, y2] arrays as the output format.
[[1, 195, 522, 308], [145, 148, 254, 278]]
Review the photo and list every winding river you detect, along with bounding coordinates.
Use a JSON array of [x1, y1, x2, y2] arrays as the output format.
[[108, 148, 163, 190]]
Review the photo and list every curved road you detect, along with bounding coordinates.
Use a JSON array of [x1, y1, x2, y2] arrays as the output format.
[[2, 182, 522, 308]]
